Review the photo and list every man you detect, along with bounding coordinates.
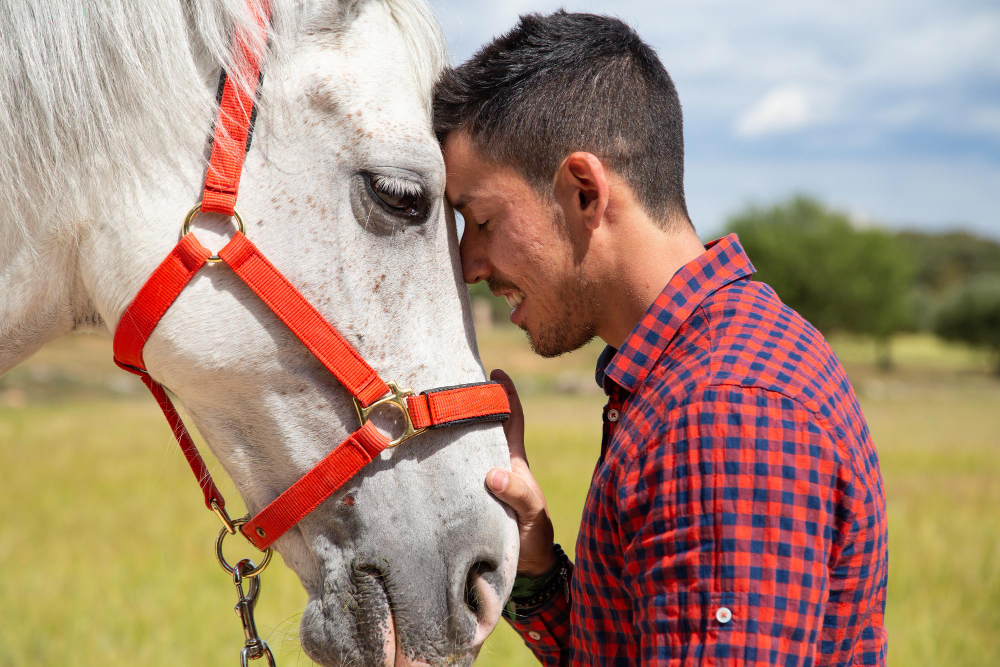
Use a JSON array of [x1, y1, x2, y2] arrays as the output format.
[[435, 11, 887, 667]]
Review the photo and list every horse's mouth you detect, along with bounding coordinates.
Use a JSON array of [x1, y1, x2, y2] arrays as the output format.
[[348, 564, 479, 667], [302, 551, 498, 666]]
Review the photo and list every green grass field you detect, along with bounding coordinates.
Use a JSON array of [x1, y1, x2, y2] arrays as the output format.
[[1, 329, 998, 666]]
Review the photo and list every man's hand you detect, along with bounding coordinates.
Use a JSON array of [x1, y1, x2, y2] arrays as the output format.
[[487, 369, 557, 577]]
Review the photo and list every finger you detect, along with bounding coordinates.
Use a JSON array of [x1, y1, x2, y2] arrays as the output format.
[[490, 368, 527, 463], [486, 468, 541, 520]]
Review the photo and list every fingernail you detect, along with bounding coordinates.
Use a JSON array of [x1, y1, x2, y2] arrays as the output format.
[[488, 469, 509, 492]]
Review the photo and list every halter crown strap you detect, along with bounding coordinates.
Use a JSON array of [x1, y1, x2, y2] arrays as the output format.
[[202, 0, 271, 215]]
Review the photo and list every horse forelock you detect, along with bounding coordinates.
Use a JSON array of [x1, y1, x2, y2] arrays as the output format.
[[0, 0, 445, 249]]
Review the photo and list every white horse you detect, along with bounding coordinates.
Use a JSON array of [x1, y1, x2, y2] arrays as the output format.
[[0, 1, 518, 664]]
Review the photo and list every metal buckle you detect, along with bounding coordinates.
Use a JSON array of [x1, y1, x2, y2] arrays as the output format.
[[353, 381, 427, 448]]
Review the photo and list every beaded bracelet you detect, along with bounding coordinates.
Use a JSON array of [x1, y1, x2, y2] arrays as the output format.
[[502, 543, 571, 621]]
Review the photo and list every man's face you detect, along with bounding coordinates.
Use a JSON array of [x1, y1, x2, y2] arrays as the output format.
[[443, 131, 597, 357]]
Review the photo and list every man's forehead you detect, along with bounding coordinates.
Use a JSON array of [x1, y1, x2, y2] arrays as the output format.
[[443, 131, 527, 210], [442, 131, 485, 207]]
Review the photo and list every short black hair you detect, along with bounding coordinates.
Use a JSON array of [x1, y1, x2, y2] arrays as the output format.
[[433, 11, 690, 229]]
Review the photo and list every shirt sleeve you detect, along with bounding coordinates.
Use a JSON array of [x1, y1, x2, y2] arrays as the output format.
[[615, 385, 848, 665], [505, 561, 574, 666]]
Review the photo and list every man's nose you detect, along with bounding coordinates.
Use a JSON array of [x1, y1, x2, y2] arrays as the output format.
[[460, 227, 490, 285]]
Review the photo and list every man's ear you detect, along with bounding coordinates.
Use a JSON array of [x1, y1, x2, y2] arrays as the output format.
[[553, 152, 609, 232]]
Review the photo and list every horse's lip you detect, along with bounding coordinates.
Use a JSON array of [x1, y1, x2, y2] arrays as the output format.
[[382, 574, 397, 667], [350, 565, 397, 665], [357, 571, 440, 667]]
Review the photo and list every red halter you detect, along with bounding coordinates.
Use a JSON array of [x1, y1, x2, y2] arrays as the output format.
[[112, 3, 509, 552]]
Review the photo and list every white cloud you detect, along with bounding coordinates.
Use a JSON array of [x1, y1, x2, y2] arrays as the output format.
[[735, 84, 812, 138], [858, 12, 1000, 87]]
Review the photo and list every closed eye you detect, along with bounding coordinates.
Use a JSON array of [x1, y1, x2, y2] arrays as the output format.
[[365, 173, 429, 222]]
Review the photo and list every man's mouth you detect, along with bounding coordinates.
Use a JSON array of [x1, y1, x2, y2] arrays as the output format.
[[488, 280, 527, 325], [502, 291, 525, 309], [504, 291, 527, 326]]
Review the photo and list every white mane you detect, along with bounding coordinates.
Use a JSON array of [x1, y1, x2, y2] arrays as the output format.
[[0, 0, 444, 249], [0, 3, 521, 660]]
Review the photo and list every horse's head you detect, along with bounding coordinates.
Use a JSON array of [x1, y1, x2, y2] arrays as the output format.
[[69, 1, 517, 664]]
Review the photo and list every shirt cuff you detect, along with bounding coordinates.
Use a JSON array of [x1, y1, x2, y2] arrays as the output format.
[[505, 563, 573, 666]]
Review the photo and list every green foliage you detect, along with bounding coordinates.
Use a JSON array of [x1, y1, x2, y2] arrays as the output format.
[[933, 275, 1000, 373], [840, 227, 916, 340], [897, 230, 1000, 293], [725, 196, 915, 367]]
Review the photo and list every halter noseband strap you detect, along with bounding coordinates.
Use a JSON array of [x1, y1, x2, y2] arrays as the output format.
[[111, 2, 510, 552]]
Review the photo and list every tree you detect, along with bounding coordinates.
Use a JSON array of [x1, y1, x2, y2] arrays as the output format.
[[726, 196, 914, 369], [897, 230, 1000, 293], [839, 228, 917, 368], [933, 276, 1000, 374]]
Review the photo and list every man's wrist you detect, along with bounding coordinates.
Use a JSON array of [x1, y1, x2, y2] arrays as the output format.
[[518, 544, 558, 578], [503, 543, 571, 621]]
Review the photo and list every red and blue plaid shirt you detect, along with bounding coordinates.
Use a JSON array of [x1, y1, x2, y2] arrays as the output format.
[[508, 234, 888, 666]]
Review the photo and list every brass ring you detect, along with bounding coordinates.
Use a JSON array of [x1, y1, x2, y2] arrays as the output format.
[[216, 517, 272, 578], [181, 202, 245, 263]]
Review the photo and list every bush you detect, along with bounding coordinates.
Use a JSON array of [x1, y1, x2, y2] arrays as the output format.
[[933, 276, 1000, 374], [897, 230, 1000, 293]]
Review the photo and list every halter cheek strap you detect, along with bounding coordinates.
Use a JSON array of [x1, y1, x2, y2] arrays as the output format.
[[113, 228, 510, 550], [112, 0, 510, 552]]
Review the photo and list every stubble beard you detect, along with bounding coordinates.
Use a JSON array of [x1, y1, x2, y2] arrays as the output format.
[[524, 272, 599, 358]]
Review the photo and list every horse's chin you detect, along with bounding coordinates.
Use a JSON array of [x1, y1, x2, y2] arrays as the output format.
[[299, 583, 480, 667]]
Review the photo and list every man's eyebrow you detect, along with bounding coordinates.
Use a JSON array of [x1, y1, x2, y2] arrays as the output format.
[[453, 195, 471, 211]]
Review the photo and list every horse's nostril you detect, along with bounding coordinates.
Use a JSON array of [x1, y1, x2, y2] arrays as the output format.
[[464, 560, 498, 621]]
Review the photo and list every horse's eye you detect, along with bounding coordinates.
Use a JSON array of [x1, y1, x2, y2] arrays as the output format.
[[366, 174, 428, 220]]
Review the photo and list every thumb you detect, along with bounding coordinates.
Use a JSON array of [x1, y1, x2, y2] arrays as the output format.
[[485, 468, 539, 521]]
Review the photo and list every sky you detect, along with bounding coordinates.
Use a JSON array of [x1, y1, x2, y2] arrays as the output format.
[[427, 0, 1000, 240]]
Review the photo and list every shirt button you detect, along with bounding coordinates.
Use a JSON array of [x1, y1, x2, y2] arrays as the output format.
[[527, 631, 542, 641], [715, 607, 732, 624], [607, 408, 620, 422]]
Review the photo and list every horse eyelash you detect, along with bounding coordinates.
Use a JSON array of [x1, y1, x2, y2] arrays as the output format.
[[370, 174, 423, 198]]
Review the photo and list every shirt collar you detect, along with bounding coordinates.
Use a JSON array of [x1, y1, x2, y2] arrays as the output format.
[[595, 234, 756, 393]]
